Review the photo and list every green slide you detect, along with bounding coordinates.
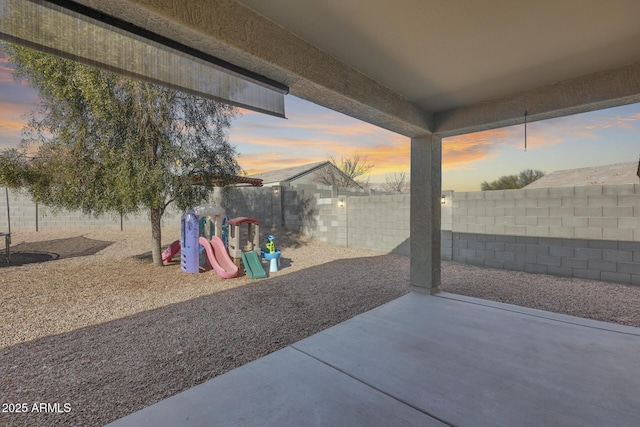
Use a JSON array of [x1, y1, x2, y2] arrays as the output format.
[[241, 251, 267, 279]]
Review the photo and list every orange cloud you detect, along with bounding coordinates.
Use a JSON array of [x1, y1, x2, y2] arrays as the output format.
[[442, 128, 511, 170], [353, 138, 409, 175], [236, 122, 553, 181], [239, 153, 324, 175], [441, 120, 571, 171], [238, 101, 640, 184], [0, 117, 25, 132], [236, 133, 411, 180]]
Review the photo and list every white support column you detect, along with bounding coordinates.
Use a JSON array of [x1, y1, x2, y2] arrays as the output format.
[[410, 134, 442, 294]]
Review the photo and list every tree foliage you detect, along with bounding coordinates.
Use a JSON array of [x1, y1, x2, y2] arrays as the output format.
[[313, 154, 373, 188], [481, 169, 545, 190], [0, 44, 240, 266], [382, 171, 410, 193]]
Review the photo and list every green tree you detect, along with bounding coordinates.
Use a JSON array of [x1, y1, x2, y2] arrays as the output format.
[[0, 44, 240, 266], [481, 169, 545, 190], [518, 169, 546, 187]]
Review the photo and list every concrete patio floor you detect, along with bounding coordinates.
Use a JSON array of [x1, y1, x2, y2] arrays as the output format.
[[106, 292, 640, 426]]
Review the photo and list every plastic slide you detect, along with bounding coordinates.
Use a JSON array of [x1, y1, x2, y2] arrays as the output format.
[[162, 240, 181, 265], [198, 236, 239, 279], [241, 251, 267, 279]]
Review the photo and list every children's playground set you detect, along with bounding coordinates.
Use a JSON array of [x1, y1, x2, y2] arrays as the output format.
[[161, 205, 281, 279]]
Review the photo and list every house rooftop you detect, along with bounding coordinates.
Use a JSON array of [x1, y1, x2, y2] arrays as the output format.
[[525, 162, 639, 188], [247, 161, 329, 184]]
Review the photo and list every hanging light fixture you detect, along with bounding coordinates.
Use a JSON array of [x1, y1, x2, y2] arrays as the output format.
[[524, 110, 528, 151]]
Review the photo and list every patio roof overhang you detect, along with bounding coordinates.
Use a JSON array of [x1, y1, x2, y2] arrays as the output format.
[[73, 0, 640, 138]]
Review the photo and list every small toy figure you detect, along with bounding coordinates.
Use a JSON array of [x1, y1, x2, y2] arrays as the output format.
[[265, 235, 276, 254], [262, 234, 280, 273]]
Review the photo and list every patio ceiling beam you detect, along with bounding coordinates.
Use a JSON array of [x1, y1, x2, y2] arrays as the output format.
[[434, 61, 640, 137], [74, 0, 434, 138]]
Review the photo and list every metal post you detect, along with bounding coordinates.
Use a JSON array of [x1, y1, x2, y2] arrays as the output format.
[[5, 187, 10, 235]]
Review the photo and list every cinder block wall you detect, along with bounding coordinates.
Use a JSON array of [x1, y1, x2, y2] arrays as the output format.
[[452, 184, 640, 241], [452, 233, 640, 285], [222, 187, 276, 229], [1, 189, 37, 232], [5, 183, 640, 285], [281, 187, 318, 234], [347, 194, 409, 253], [0, 188, 183, 232], [303, 197, 347, 245], [451, 184, 640, 285]]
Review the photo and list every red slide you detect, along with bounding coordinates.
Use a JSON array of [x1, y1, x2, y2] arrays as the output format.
[[162, 240, 181, 265], [199, 236, 239, 279]]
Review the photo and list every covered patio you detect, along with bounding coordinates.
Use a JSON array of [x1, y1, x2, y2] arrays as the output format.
[[3, 1, 640, 425], [107, 292, 640, 426]]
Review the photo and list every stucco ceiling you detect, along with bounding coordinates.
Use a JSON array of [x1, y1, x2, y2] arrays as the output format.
[[235, 0, 640, 114]]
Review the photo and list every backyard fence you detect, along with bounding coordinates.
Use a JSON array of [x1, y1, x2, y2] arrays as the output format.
[[3, 183, 640, 285], [0, 188, 184, 233], [447, 185, 640, 285]]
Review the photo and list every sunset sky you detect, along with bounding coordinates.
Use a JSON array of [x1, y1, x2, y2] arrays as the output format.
[[2, 52, 639, 192]]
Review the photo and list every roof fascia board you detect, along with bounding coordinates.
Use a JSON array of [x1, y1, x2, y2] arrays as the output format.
[[434, 61, 640, 138], [329, 163, 364, 189], [286, 162, 331, 182], [287, 162, 362, 189]]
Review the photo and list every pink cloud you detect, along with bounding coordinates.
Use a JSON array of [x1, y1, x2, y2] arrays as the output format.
[[0, 120, 24, 133], [583, 112, 640, 131]]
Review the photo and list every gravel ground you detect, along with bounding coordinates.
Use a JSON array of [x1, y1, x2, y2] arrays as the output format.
[[441, 261, 640, 327], [1, 230, 639, 427]]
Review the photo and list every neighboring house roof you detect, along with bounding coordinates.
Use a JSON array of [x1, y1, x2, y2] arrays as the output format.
[[247, 161, 328, 183], [247, 161, 361, 188], [524, 162, 639, 188], [191, 174, 263, 187]]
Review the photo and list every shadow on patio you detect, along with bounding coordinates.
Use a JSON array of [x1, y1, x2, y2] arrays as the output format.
[[0, 254, 409, 427], [105, 292, 640, 427]]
